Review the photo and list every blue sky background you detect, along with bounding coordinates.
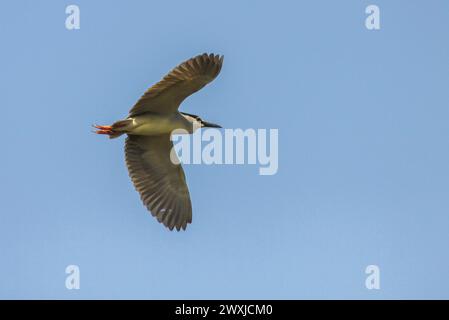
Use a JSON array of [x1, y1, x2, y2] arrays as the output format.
[[1, 0, 449, 299]]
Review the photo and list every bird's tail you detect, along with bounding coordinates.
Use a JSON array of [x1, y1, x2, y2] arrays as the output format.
[[93, 119, 132, 139]]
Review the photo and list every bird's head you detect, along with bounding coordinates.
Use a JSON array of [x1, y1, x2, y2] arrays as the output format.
[[181, 112, 221, 132]]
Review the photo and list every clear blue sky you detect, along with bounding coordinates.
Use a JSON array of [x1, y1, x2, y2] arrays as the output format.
[[1, 0, 448, 299]]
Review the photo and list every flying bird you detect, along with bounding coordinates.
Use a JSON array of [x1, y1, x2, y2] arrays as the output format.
[[94, 53, 223, 231]]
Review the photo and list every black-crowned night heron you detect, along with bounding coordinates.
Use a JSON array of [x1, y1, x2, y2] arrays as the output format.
[[94, 53, 223, 231]]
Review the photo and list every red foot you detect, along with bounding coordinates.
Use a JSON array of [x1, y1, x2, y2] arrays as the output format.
[[93, 124, 114, 135], [94, 125, 112, 130], [96, 130, 113, 135]]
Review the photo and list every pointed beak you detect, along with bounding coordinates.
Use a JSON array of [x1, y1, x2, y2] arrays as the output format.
[[202, 121, 222, 128]]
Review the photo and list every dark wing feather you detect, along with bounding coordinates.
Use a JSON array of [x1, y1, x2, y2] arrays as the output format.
[[129, 53, 223, 116], [125, 135, 192, 231]]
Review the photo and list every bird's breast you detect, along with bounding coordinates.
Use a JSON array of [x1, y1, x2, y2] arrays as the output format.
[[127, 113, 190, 136]]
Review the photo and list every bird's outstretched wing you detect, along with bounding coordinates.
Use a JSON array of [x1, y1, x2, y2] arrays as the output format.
[[129, 53, 224, 116], [125, 135, 192, 231]]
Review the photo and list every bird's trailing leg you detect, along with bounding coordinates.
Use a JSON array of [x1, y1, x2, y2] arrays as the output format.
[[93, 124, 114, 135], [93, 122, 127, 139]]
